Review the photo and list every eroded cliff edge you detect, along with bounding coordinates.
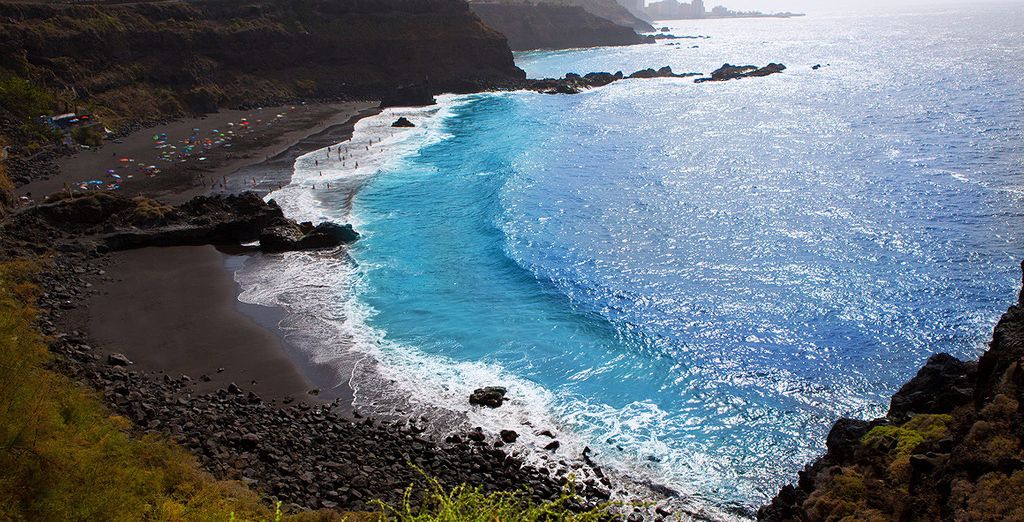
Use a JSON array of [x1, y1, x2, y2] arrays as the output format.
[[761, 262, 1024, 521], [469, 1, 653, 51], [0, 0, 525, 131]]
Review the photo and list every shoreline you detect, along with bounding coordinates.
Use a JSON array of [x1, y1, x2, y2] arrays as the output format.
[[10, 100, 632, 513], [16, 101, 380, 205], [81, 245, 335, 405], [79, 101, 382, 409], [15, 91, 726, 520], [241, 99, 731, 520]]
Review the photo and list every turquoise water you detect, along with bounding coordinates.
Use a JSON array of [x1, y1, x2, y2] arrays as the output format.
[[255, 3, 1024, 516]]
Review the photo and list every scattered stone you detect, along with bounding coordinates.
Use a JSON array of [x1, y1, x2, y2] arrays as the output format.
[[107, 353, 133, 366], [10, 184, 618, 518], [500, 430, 519, 443]]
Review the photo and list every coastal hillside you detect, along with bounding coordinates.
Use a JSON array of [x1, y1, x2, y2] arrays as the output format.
[[536, 0, 655, 32], [470, 1, 653, 51], [0, 0, 524, 139], [760, 263, 1024, 521]]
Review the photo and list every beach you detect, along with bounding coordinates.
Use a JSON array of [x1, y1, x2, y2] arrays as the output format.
[[46, 101, 382, 407], [17, 101, 379, 205], [82, 245, 342, 403]]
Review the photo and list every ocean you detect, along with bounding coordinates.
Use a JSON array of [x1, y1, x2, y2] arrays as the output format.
[[236, 3, 1024, 518]]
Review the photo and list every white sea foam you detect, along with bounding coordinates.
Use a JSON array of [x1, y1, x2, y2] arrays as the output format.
[[233, 94, 734, 521]]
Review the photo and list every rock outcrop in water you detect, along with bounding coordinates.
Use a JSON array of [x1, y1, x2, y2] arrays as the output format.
[[259, 222, 359, 253], [391, 117, 416, 128], [760, 261, 1024, 521], [695, 63, 787, 83], [469, 1, 654, 51], [469, 386, 508, 408], [518, 66, 699, 94]]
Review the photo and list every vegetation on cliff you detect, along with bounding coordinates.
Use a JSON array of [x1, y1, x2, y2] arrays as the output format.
[[760, 263, 1024, 521], [0, 0, 524, 153]]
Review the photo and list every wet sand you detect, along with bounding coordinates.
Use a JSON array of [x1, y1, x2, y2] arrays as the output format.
[[86, 245, 355, 405]]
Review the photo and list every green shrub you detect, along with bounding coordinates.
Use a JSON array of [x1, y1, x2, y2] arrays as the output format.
[[376, 470, 616, 522], [0, 73, 54, 120], [71, 126, 104, 147], [0, 259, 283, 521], [861, 414, 952, 459], [956, 471, 1024, 522]]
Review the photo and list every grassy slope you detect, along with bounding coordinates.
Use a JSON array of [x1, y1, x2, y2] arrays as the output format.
[[0, 258, 310, 521]]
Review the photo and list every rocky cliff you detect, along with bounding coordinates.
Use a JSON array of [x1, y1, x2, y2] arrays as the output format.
[[537, 0, 654, 32], [470, 1, 653, 51], [0, 0, 525, 130], [760, 262, 1024, 521]]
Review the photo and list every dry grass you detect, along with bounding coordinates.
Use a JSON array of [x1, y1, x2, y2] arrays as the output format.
[[0, 258, 345, 521]]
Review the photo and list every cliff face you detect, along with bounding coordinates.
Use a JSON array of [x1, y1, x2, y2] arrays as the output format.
[[760, 262, 1024, 521], [0, 0, 525, 129], [470, 2, 652, 51], [538, 0, 655, 32]]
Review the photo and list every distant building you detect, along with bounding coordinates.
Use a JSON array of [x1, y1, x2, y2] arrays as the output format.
[[644, 0, 705, 20]]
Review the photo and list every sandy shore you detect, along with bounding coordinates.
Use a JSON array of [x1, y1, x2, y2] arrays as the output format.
[[17, 101, 379, 205], [85, 245, 345, 404], [46, 102, 382, 407]]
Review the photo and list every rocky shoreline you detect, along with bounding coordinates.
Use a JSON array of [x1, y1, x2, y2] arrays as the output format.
[[33, 254, 601, 514], [0, 54, 788, 521], [760, 262, 1024, 521], [0, 187, 693, 520]]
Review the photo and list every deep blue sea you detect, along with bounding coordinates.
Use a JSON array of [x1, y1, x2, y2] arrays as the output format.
[[239, 3, 1024, 517]]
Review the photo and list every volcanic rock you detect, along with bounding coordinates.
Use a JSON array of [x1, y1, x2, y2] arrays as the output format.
[[107, 353, 133, 366], [469, 386, 507, 408], [695, 63, 787, 83]]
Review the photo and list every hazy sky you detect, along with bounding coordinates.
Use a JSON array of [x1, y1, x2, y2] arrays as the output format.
[[693, 0, 1022, 15]]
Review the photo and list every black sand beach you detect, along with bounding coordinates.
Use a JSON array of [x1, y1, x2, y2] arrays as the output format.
[[85, 245, 333, 404], [17, 101, 379, 205]]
